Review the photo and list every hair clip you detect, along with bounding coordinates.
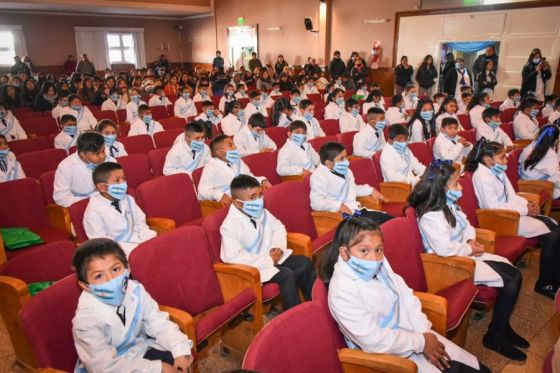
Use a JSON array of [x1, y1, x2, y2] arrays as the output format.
[[474, 137, 487, 159], [342, 210, 363, 221], [427, 159, 452, 180]]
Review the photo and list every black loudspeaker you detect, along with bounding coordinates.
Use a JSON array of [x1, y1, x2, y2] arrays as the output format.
[[304, 18, 313, 31]]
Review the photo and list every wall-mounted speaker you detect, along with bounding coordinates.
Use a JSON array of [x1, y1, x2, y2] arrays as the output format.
[[304, 18, 313, 31]]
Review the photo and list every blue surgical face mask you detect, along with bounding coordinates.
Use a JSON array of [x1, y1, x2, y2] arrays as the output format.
[[346, 251, 384, 281], [88, 270, 129, 307], [375, 120, 387, 131], [253, 100, 260, 108], [107, 181, 128, 201], [0, 149, 9, 159], [143, 115, 152, 124], [225, 149, 240, 164], [455, 63, 463, 69], [336, 98, 344, 106], [490, 162, 507, 176], [445, 134, 458, 142], [72, 105, 82, 111], [333, 159, 349, 175], [488, 120, 500, 130], [446, 189, 463, 203], [110, 94, 119, 102], [103, 134, 116, 147], [291, 133, 306, 146], [131, 95, 140, 103], [530, 109, 539, 117], [207, 109, 215, 117], [532, 58, 541, 64], [409, 93, 417, 99], [237, 110, 245, 119], [61, 101, 69, 107], [392, 141, 408, 153], [190, 139, 204, 152], [351, 109, 359, 118], [63, 126, 77, 136], [420, 111, 433, 121], [182, 92, 190, 100], [303, 112, 314, 122], [239, 197, 264, 219], [513, 95, 521, 102], [293, 96, 301, 104]]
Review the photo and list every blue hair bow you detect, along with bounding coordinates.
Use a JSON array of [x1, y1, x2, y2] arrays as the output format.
[[342, 210, 363, 221], [474, 137, 487, 160], [427, 159, 452, 180], [536, 126, 557, 146]]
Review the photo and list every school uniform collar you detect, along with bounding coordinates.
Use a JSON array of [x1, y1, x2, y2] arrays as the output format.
[[213, 156, 235, 168], [229, 202, 265, 225]]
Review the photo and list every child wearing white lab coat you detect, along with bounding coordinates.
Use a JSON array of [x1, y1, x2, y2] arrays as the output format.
[[234, 84, 248, 101], [72, 239, 193, 373], [276, 120, 320, 176], [380, 124, 426, 186], [244, 92, 268, 119], [101, 90, 126, 112], [410, 161, 528, 361], [435, 97, 461, 132], [475, 107, 513, 151], [197, 135, 270, 205], [499, 89, 521, 112], [402, 85, 418, 111], [51, 94, 69, 120], [173, 87, 197, 119], [193, 84, 211, 103], [147, 87, 171, 107], [433, 117, 472, 164], [339, 98, 366, 133], [0, 105, 26, 141], [271, 98, 294, 128], [320, 216, 484, 373], [233, 113, 277, 157], [541, 95, 557, 118], [385, 95, 408, 126], [353, 107, 386, 159], [303, 80, 320, 96], [54, 132, 116, 208], [467, 92, 490, 130], [513, 97, 540, 140], [128, 105, 164, 137], [220, 174, 315, 310], [408, 100, 436, 143], [97, 120, 128, 158], [0, 135, 25, 183], [221, 101, 244, 136], [84, 162, 156, 256], [219, 84, 236, 113], [292, 100, 325, 140], [467, 139, 560, 299], [54, 114, 79, 152], [61, 95, 98, 133], [324, 89, 345, 120], [163, 121, 210, 176], [519, 125, 560, 199], [362, 89, 386, 114], [457, 93, 471, 115], [548, 99, 560, 124], [126, 89, 147, 123]]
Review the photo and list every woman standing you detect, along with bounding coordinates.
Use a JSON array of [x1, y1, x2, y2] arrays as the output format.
[[416, 55, 438, 97], [394, 56, 414, 95], [521, 49, 551, 101], [477, 60, 498, 97]]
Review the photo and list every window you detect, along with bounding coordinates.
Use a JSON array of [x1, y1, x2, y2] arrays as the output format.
[[107, 33, 136, 65], [0, 31, 15, 66]]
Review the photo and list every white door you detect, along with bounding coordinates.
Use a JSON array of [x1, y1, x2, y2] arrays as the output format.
[[227, 25, 258, 70]]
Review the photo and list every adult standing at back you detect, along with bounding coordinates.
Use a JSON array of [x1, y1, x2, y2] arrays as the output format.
[[275, 55, 289, 77], [328, 51, 347, 80], [76, 54, 96, 76], [394, 56, 413, 95], [249, 52, 263, 73], [415, 54, 438, 97], [443, 57, 472, 98], [63, 55, 77, 75], [521, 48, 552, 101], [212, 50, 225, 72], [472, 45, 498, 91]]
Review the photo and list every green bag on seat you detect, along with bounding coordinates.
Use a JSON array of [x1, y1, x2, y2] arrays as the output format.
[[0, 227, 44, 250], [27, 282, 54, 297]]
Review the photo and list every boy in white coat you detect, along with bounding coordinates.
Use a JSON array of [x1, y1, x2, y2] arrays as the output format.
[[163, 121, 210, 176], [499, 89, 521, 112], [51, 93, 69, 120], [147, 86, 171, 107], [126, 89, 147, 123], [54, 132, 116, 208], [193, 84, 211, 103], [380, 124, 426, 186], [128, 105, 164, 137], [433, 117, 472, 165], [194, 100, 222, 128], [353, 107, 386, 159], [84, 162, 156, 256], [475, 107, 513, 152], [292, 100, 325, 140], [385, 95, 408, 126], [101, 89, 126, 112], [276, 121, 320, 177], [234, 113, 277, 157], [403, 85, 419, 110], [173, 87, 197, 119], [54, 114, 78, 152], [61, 95, 97, 133], [0, 135, 25, 183], [339, 98, 366, 133], [244, 91, 268, 118], [197, 135, 271, 206], [220, 175, 315, 310], [513, 98, 540, 140], [0, 104, 27, 141], [72, 238, 193, 373]]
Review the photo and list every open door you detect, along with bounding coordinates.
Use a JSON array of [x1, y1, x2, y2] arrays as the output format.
[[227, 25, 258, 70]]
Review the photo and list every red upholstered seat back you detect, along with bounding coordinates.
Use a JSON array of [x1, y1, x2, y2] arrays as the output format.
[[116, 108, 127, 122], [349, 158, 379, 189], [264, 127, 288, 148], [457, 114, 472, 130], [319, 119, 340, 136], [201, 207, 230, 263], [458, 129, 476, 145], [311, 279, 347, 349], [136, 174, 201, 225], [458, 172, 480, 227], [408, 141, 433, 166], [93, 110, 118, 123], [148, 105, 169, 121], [243, 151, 281, 185], [118, 154, 153, 189], [0, 178, 50, 229], [500, 108, 516, 124], [119, 134, 155, 155], [18, 149, 67, 179], [20, 117, 60, 137], [309, 135, 337, 153], [506, 149, 522, 192], [68, 198, 91, 242], [191, 167, 203, 187], [39, 170, 55, 205], [129, 226, 225, 316], [153, 128, 183, 148], [372, 150, 384, 181], [8, 137, 52, 156], [147, 147, 170, 177], [336, 131, 357, 155], [159, 117, 186, 131], [501, 122, 515, 141]]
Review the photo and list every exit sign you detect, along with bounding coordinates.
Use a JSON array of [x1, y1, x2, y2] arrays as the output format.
[[238, 17, 245, 25]]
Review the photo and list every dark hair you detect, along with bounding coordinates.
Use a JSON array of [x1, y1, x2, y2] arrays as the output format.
[[408, 99, 435, 140], [388, 124, 408, 140], [230, 174, 261, 199], [408, 161, 458, 226], [436, 97, 457, 117], [202, 100, 214, 109], [433, 93, 445, 101], [465, 138, 504, 172], [421, 54, 434, 67], [249, 91, 260, 99], [138, 104, 150, 115], [441, 117, 459, 128], [96, 119, 117, 132], [60, 114, 77, 126], [555, 98, 560, 109], [365, 89, 383, 103], [366, 107, 385, 119], [299, 99, 314, 110], [77, 132, 104, 153], [467, 92, 488, 112], [320, 142, 345, 164], [72, 238, 128, 283], [461, 92, 472, 100], [319, 217, 381, 285], [185, 121, 206, 135], [288, 120, 307, 133], [507, 89, 520, 98], [248, 112, 266, 129], [68, 94, 80, 103], [271, 98, 292, 126], [523, 125, 560, 171], [210, 134, 229, 154], [518, 97, 538, 113], [92, 161, 122, 184], [544, 94, 558, 104], [391, 94, 403, 107], [154, 86, 164, 94], [482, 107, 500, 121], [345, 98, 358, 109], [327, 88, 344, 103]]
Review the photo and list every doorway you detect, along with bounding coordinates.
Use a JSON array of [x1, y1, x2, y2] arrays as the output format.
[[227, 25, 258, 70]]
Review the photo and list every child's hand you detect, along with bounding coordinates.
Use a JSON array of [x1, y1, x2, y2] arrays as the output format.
[[162, 362, 176, 373], [174, 355, 194, 372], [527, 202, 539, 217], [468, 240, 485, 257], [371, 188, 388, 203], [302, 169, 311, 176], [260, 147, 274, 153], [505, 146, 513, 153], [339, 204, 353, 215], [220, 194, 232, 206], [261, 180, 272, 190], [423, 333, 451, 370], [269, 248, 283, 264]]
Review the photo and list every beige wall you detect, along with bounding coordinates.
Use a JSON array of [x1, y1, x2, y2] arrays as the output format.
[[181, 16, 217, 66]]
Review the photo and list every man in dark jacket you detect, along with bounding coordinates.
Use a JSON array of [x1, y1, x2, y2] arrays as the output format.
[[328, 51, 346, 79], [248, 52, 263, 72], [472, 45, 498, 90], [9, 56, 30, 76]]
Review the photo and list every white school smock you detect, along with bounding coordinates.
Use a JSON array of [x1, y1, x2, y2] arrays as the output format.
[[310, 164, 372, 212], [435, 112, 460, 133], [353, 124, 385, 158], [72, 280, 192, 373], [472, 163, 550, 238], [173, 97, 197, 119], [548, 111, 560, 125], [339, 111, 366, 133], [148, 95, 171, 107], [233, 125, 277, 157], [276, 139, 320, 176], [519, 143, 560, 199], [163, 136, 210, 176], [221, 113, 243, 136], [324, 102, 344, 120], [128, 118, 164, 137], [0, 112, 27, 141], [220, 205, 292, 282], [403, 96, 418, 111], [105, 141, 128, 159], [195, 112, 222, 127], [468, 105, 485, 130], [328, 257, 479, 373], [54, 131, 78, 152], [277, 113, 293, 128], [126, 100, 147, 123], [61, 106, 97, 133], [219, 95, 235, 113], [513, 112, 539, 140], [380, 143, 426, 186], [291, 113, 325, 140], [362, 101, 386, 114], [0, 151, 25, 183], [84, 192, 156, 256], [475, 123, 513, 148], [101, 98, 126, 111], [409, 119, 430, 143], [385, 107, 406, 126], [51, 104, 65, 120], [192, 92, 211, 103], [244, 102, 268, 118], [499, 98, 518, 112], [432, 132, 472, 164]]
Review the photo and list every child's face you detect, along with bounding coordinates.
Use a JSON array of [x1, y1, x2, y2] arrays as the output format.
[[463, 97, 472, 106], [446, 171, 462, 192], [335, 92, 344, 100], [390, 134, 408, 144], [80, 254, 127, 287], [233, 186, 263, 211], [485, 149, 507, 167], [421, 103, 432, 112], [442, 124, 459, 137], [325, 150, 348, 169], [214, 138, 237, 159], [288, 128, 307, 137], [186, 131, 205, 144], [97, 169, 126, 194], [303, 105, 315, 115], [368, 114, 384, 126], [373, 95, 381, 103], [407, 88, 417, 96], [81, 146, 106, 165], [524, 104, 537, 115], [249, 125, 265, 136], [445, 101, 457, 113], [484, 114, 500, 124], [347, 104, 359, 113], [70, 98, 81, 108], [483, 95, 492, 105], [339, 231, 384, 262], [64, 121, 77, 129], [140, 110, 152, 119], [100, 126, 117, 136], [291, 94, 300, 101]]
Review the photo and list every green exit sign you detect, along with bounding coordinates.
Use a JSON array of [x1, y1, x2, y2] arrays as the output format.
[[238, 17, 245, 25]]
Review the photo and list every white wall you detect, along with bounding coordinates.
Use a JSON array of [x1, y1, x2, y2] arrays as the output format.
[[397, 6, 560, 99]]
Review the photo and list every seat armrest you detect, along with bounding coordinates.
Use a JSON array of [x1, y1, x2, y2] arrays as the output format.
[[199, 200, 224, 217], [475, 209, 520, 237], [413, 291, 448, 337], [0, 232, 6, 266], [280, 175, 304, 182], [33, 369, 68, 373], [516, 192, 540, 206], [357, 196, 382, 211], [379, 182, 411, 203], [287, 232, 313, 258], [513, 139, 532, 150], [45, 204, 72, 234], [146, 217, 176, 234], [518, 179, 554, 215], [420, 253, 475, 294], [338, 348, 417, 373], [159, 305, 196, 349], [475, 228, 496, 254], [311, 211, 343, 236]]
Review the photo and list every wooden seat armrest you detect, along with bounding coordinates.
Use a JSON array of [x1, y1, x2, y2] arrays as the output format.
[[33, 369, 68, 373], [475, 209, 520, 237], [357, 196, 383, 211], [0, 232, 6, 266], [45, 204, 72, 234], [414, 291, 448, 337], [159, 305, 196, 349], [379, 182, 411, 203], [312, 211, 343, 236], [199, 200, 224, 217], [420, 253, 475, 294], [338, 348, 417, 373], [146, 217, 176, 234], [513, 139, 532, 150], [347, 155, 362, 162], [518, 179, 554, 215], [280, 175, 304, 182], [287, 232, 313, 258], [475, 228, 496, 254], [516, 192, 540, 206], [213, 263, 261, 303]]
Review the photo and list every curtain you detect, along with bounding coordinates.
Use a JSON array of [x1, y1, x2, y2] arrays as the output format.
[[446, 41, 495, 53], [132, 31, 147, 68], [0, 25, 28, 57]]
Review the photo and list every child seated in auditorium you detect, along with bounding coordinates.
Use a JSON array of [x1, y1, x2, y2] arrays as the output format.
[[513, 97, 540, 140], [476, 107, 513, 152], [126, 88, 147, 123], [72, 238, 193, 372], [0, 135, 25, 183], [54, 114, 78, 151], [261, 90, 275, 110], [193, 83, 211, 102], [163, 121, 210, 176], [219, 84, 236, 113], [51, 93, 69, 120], [321, 215, 489, 372], [195, 100, 222, 127], [303, 78, 319, 95], [296, 81, 308, 100], [220, 175, 316, 310], [270, 82, 282, 98], [221, 101, 244, 136], [310, 142, 391, 225], [235, 84, 248, 100], [84, 162, 156, 255], [432, 92, 446, 113], [148, 86, 171, 107], [339, 98, 366, 133], [435, 97, 461, 132], [380, 124, 426, 186], [54, 132, 116, 207], [97, 120, 127, 158], [355, 80, 369, 99], [128, 105, 164, 137], [293, 99, 325, 139], [362, 89, 385, 114], [468, 92, 491, 130], [548, 98, 560, 124], [457, 92, 472, 115], [353, 107, 386, 158], [245, 91, 268, 118], [276, 120, 320, 177], [499, 89, 521, 112], [61, 95, 97, 133], [289, 89, 302, 111], [234, 113, 277, 157], [409, 100, 436, 143], [101, 89, 126, 112], [324, 88, 345, 120], [542, 94, 558, 118], [385, 95, 407, 125], [433, 117, 472, 165], [198, 135, 271, 205], [403, 84, 418, 110], [0, 102, 27, 141], [174, 86, 197, 119]]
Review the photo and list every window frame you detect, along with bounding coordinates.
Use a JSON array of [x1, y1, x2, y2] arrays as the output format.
[[0, 31, 16, 67], [106, 32, 136, 65]]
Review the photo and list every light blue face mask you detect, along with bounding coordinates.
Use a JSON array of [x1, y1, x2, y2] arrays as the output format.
[[131, 95, 140, 104], [88, 270, 129, 307], [530, 109, 539, 117], [253, 100, 260, 108], [445, 134, 458, 142], [240, 197, 264, 218], [110, 94, 119, 102], [107, 181, 128, 201], [446, 189, 463, 203], [488, 120, 501, 130], [103, 134, 116, 147], [375, 120, 387, 131], [420, 111, 433, 121], [409, 93, 417, 100], [392, 141, 408, 153], [291, 133, 307, 146], [0, 149, 9, 159], [207, 109, 215, 117], [490, 163, 507, 176], [333, 159, 349, 175], [346, 252, 384, 282], [351, 109, 359, 118], [182, 92, 190, 100], [303, 112, 314, 122], [63, 126, 77, 136], [293, 96, 302, 104], [225, 149, 240, 164], [142, 115, 152, 124], [61, 101, 69, 107], [336, 98, 344, 106], [455, 63, 463, 69], [190, 139, 204, 152], [72, 105, 82, 111]]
